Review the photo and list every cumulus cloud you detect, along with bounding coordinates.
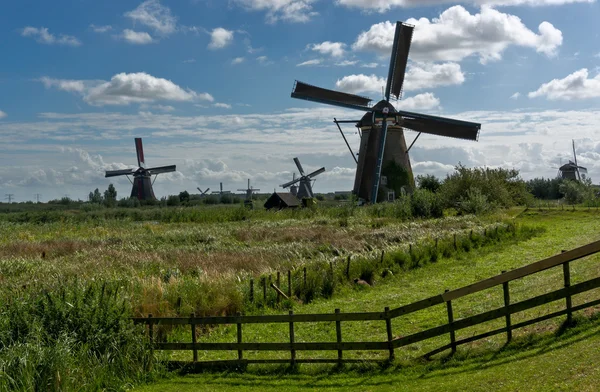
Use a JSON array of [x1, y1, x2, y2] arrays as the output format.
[[336, 0, 593, 11], [0, 110, 6, 119], [311, 41, 346, 57], [39, 72, 214, 106], [335, 63, 464, 95], [231, 57, 245, 65], [233, 0, 318, 23], [21, 26, 81, 46], [297, 59, 323, 66], [90, 24, 112, 33], [352, 6, 563, 63], [396, 93, 440, 110], [122, 29, 154, 44], [208, 28, 234, 49], [124, 0, 176, 35], [528, 69, 600, 101]]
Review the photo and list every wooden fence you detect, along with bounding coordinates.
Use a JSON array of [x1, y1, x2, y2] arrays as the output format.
[[132, 239, 600, 368]]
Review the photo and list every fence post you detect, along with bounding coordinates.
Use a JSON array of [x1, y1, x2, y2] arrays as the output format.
[[289, 310, 296, 366], [303, 267, 307, 290], [453, 234, 457, 250], [287, 270, 292, 298], [385, 307, 395, 361], [346, 255, 351, 279], [190, 313, 198, 362], [562, 254, 572, 325], [262, 277, 267, 302], [444, 290, 456, 354], [277, 272, 281, 303], [147, 314, 154, 371], [236, 312, 243, 361], [380, 250, 385, 266], [250, 279, 254, 303], [501, 271, 512, 342], [335, 308, 342, 365]]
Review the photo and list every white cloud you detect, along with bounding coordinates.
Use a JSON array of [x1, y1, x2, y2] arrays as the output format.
[[361, 62, 379, 68], [21, 26, 81, 46], [214, 103, 233, 109], [334, 63, 464, 95], [352, 6, 563, 63], [335, 60, 358, 67], [233, 0, 318, 23], [511, 92, 521, 99], [257, 56, 273, 65], [396, 93, 440, 110], [124, 0, 176, 35], [90, 24, 112, 33], [122, 29, 154, 44], [336, 0, 592, 11], [208, 28, 234, 49], [40, 73, 214, 106], [0, 110, 6, 119], [528, 68, 600, 101], [311, 41, 346, 58], [231, 57, 246, 65], [39, 77, 87, 93], [297, 59, 322, 67]]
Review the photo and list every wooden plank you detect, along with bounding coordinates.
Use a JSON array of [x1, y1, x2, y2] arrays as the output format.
[[335, 309, 342, 365], [445, 291, 456, 354], [190, 313, 197, 362], [236, 312, 242, 361], [563, 261, 573, 324], [289, 310, 296, 365], [385, 307, 394, 361], [132, 310, 386, 325], [271, 283, 289, 300], [443, 240, 600, 301], [155, 341, 389, 351], [502, 272, 512, 342], [388, 295, 444, 319]]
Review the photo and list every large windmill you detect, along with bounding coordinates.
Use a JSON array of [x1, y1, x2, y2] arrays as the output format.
[[558, 140, 587, 181], [291, 22, 481, 204], [105, 138, 176, 201], [280, 157, 325, 199], [238, 179, 260, 201]]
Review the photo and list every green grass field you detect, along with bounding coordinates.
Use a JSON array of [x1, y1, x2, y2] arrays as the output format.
[[136, 209, 600, 391]]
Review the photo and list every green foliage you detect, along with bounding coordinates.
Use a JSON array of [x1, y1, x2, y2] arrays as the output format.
[[526, 177, 563, 200], [416, 174, 441, 193], [166, 195, 180, 207], [410, 189, 443, 219], [457, 187, 489, 215], [381, 161, 413, 202], [439, 164, 531, 212], [178, 191, 190, 203], [89, 188, 103, 204], [103, 184, 117, 207], [559, 178, 595, 205]]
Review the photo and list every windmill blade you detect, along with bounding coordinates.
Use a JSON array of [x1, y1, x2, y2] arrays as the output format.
[[386, 22, 414, 101], [135, 138, 146, 168], [203, 188, 210, 194], [281, 177, 302, 189], [147, 165, 177, 174], [294, 157, 306, 176], [307, 167, 325, 178], [105, 168, 135, 178], [291, 81, 372, 112], [399, 112, 481, 141]]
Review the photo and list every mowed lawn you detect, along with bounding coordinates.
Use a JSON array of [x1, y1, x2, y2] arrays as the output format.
[[136, 209, 600, 391]]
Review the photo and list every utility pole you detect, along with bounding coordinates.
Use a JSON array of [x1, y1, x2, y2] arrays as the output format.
[[5, 194, 15, 203], [34, 193, 42, 203]]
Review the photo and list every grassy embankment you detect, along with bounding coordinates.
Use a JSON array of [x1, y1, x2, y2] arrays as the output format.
[[137, 209, 600, 391]]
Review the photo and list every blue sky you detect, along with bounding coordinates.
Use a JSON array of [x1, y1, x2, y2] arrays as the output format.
[[1, 0, 600, 201]]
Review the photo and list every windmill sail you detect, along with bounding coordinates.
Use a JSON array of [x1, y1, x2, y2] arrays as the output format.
[[387, 23, 414, 100], [291, 81, 372, 111], [135, 137, 145, 168]]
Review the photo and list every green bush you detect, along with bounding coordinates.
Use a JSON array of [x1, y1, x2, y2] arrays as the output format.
[[411, 189, 443, 219], [457, 187, 489, 215]]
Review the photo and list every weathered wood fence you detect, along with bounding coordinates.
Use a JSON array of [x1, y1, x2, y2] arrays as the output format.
[[133, 239, 600, 368]]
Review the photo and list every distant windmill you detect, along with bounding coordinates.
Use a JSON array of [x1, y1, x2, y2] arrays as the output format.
[[558, 140, 587, 181], [197, 187, 210, 196], [212, 182, 231, 198], [280, 157, 325, 199], [238, 179, 260, 201], [105, 138, 176, 200], [291, 21, 481, 204]]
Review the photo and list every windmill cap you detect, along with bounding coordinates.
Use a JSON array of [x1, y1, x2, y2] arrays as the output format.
[[356, 100, 398, 128]]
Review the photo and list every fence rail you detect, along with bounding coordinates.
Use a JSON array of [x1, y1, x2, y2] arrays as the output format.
[[133, 239, 600, 368]]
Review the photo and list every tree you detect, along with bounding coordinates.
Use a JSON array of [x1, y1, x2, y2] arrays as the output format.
[[104, 184, 117, 207], [416, 174, 441, 193], [179, 190, 190, 203], [89, 188, 103, 204]]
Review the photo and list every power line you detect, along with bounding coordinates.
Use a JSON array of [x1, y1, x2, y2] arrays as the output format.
[[5, 194, 15, 203], [34, 193, 42, 203]]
